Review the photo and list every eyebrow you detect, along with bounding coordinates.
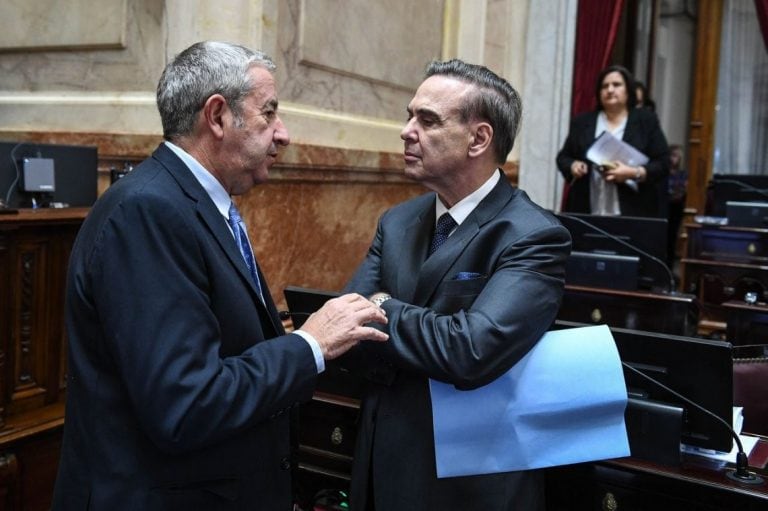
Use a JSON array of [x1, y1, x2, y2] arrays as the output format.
[[407, 105, 445, 123]]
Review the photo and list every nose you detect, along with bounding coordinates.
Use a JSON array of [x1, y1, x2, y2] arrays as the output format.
[[274, 115, 290, 146], [401, 118, 417, 141]]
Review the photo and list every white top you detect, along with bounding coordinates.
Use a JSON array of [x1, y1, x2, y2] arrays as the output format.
[[590, 111, 627, 216]]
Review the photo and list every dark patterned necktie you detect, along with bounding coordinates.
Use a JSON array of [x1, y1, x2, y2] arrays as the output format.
[[228, 202, 264, 301], [428, 213, 457, 256]]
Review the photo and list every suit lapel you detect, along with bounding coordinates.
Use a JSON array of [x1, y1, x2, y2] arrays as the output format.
[[152, 145, 282, 334], [397, 206, 434, 303], [583, 112, 599, 150], [412, 220, 478, 306], [412, 172, 515, 306]]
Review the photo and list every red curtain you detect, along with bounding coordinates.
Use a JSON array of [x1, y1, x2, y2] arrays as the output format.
[[756, 0, 768, 52], [571, 0, 626, 116], [561, 0, 625, 211]]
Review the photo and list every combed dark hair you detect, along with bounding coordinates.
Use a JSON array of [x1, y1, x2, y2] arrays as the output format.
[[594, 65, 637, 111], [425, 59, 522, 164], [156, 41, 276, 141]]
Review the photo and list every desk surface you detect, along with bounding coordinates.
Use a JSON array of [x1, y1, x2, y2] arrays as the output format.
[[0, 207, 89, 225], [605, 435, 768, 501], [546, 435, 768, 510]]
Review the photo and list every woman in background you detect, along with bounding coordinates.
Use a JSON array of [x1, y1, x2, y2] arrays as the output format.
[[635, 80, 657, 111], [556, 65, 670, 217]]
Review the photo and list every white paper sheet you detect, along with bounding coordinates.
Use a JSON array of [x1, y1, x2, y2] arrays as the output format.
[[586, 130, 649, 168]]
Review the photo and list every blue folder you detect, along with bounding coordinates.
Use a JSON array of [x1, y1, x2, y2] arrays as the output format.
[[429, 325, 630, 478]]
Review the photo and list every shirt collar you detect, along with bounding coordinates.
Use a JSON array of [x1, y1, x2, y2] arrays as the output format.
[[435, 170, 500, 227], [164, 141, 232, 218]]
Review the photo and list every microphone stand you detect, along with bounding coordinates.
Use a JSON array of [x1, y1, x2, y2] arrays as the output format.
[[623, 362, 764, 485], [713, 179, 768, 201], [560, 213, 677, 294]]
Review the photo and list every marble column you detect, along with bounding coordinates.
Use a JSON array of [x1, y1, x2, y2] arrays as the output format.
[[518, 0, 578, 211]]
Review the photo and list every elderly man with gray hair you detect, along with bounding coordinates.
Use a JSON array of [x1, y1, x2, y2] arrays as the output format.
[[53, 41, 387, 510]]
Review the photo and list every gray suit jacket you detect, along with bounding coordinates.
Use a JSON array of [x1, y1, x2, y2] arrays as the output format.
[[54, 144, 316, 510], [345, 172, 571, 510]]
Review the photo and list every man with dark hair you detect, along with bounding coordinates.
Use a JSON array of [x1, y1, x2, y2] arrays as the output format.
[[53, 41, 387, 510], [345, 59, 571, 510]]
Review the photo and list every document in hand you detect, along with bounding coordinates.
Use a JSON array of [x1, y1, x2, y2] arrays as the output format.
[[586, 130, 649, 168], [429, 325, 630, 478]]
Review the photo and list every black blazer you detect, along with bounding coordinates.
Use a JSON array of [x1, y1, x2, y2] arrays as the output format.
[[53, 144, 317, 510], [344, 172, 571, 510], [556, 108, 670, 217]]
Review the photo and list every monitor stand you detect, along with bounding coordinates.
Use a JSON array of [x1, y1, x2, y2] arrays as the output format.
[[625, 397, 683, 466]]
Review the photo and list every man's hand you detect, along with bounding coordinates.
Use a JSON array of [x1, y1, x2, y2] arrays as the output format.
[[301, 293, 388, 360]]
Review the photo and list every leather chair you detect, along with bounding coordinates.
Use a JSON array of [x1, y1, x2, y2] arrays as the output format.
[[733, 345, 768, 436]]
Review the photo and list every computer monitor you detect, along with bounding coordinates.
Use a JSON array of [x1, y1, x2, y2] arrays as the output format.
[[556, 213, 672, 292], [554, 320, 734, 453], [0, 141, 98, 208], [707, 174, 768, 217]]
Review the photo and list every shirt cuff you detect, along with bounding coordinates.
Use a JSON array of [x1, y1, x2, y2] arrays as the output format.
[[294, 329, 325, 373]]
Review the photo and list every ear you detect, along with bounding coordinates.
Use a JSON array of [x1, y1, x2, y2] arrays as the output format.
[[201, 94, 228, 140], [468, 122, 493, 158]]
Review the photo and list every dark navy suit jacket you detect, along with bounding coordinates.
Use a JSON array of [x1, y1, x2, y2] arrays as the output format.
[[344, 172, 571, 510], [556, 107, 670, 217], [53, 144, 316, 510]]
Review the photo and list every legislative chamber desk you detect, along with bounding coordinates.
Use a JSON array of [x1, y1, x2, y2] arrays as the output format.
[[559, 284, 700, 337], [682, 222, 768, 335], [0, 208, 88, 510], [546, 435, 768, 510]]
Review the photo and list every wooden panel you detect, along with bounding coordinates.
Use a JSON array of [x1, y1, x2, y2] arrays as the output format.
[[546, 445, 768, 510], [686, 0, 724, 215], [682, 222, 768, 333], [0, 208, 85, 510]]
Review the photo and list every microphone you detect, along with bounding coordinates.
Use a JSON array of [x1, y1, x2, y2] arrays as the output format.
[[622, 361, 764, 485], [560, 213, 676, 294]]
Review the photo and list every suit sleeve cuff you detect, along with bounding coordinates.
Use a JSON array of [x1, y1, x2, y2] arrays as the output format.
[[294, 329, 325, 373]]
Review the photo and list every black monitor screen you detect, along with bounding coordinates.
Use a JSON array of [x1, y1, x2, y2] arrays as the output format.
[[0, 141, 98, 208], [554, 320, 734, 453], [556, 213, 671, 292], [708, 174, 768, 217]]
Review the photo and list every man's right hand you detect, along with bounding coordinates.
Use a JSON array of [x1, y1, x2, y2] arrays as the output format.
[[300, 293, 388, 360]]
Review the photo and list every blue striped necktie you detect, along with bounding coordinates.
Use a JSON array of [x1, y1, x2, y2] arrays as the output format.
[[228, 202, 264, 301]]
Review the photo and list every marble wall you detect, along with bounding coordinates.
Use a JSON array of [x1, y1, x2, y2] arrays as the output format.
[[0, 0, 575, 308]]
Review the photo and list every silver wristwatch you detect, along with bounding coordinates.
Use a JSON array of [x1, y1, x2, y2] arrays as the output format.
[[371, 293, 392, 307]]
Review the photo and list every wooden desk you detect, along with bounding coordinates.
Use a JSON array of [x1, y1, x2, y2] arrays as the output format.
[[0, 208, 87, 510], [546, 435, 768, 510], [723, 299, 768, 345], [682, 222, 768, 335], [560, 285, 700, 336]]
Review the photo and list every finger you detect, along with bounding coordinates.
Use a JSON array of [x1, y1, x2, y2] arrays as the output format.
[[360, 327, 388, 342], [358, 305, 388, 325]]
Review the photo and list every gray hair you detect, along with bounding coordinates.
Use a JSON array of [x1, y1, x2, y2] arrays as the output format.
[[425, 59, 522, 164], [156, 41, 276, 141]]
